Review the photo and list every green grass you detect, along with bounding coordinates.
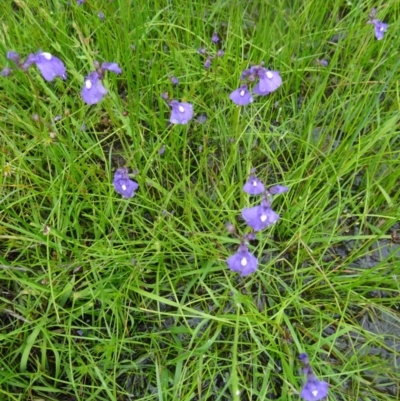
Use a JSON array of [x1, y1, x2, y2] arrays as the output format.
[[1, 0, 400, 400]]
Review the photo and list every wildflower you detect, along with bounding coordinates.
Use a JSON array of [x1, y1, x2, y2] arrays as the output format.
[[81, 72, 107, 105], [241, 199, 279, 231], [77, 0, 85, 4], [225, 222, 236, 234], [98, 12, 105, 21], [316, 59, 328, 67], [0, 67, 12, 77], [243, 232, 256, 241], [211, 32, 219, 43], [28, 52, 67, 81], [100, 62, 122, 74], [204, 58, 212, 69], [6, 51, 21, 65], [216, 50, 225, 57], [81, 62, 121, 105], [371, 20, 388, 40], [198, 47, 206, 55], [299, 353, 328, 401], [226, 243, 258, 276], [196, 114, 207, 124], [170, 76, 179, 85], [159, 145, 165, 155], [113, 168, 139, 198], [229, 85, 253, 106], [253, 69, 282, 96], [240, 66, 258, 81], [243, 176, 265, 195], [368, 9, 388, 40], [161, 92, 169, 100], [169, 100, 194, 125], [268, 185, 289, 195]]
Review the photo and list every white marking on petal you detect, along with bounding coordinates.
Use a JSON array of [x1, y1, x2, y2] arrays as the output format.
[[178, 105, 185, 113], [42, 52, 52, 60], [240, 90, 245, 96], [240, 257, 247, 266], [121, 184, 127, 191], [171, 118, 179, 124], [252, 181, 257, 186], [260, 214, 267, 222], [266, 71, 274, 79], [85, 80, 92, 89], [181, 119, 187, 124], [379, 27, 385, 31], [311, 390, 318, 397]]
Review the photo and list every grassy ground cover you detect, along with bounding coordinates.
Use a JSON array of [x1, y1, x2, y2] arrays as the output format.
[[1, 0, 399, 400]]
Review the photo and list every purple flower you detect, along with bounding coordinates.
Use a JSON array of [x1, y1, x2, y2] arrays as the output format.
[[226, 244, 258, 276], [299, 353, 309, 364], [0, 67, 12, 77], [243, 176, 265, 195], [169, 100, 194, 125], [216, 50, 225, 57], [6, 51, 21, 65], [301, 376, 328, 401], [299, 353, 328, 401], [268, 185, 289, 195], [198, 47, 206, 55], [253, 69, 282, 96], [242, 201, 279, 231], [161, 92, 169, 100], [204, 58, 212, 69], [196, 114, 207, 124], [20, 52, 67, 81], [211, 32, 219, 43], [170, 76, 179, 85], [113, 168, 139, 198], [98, 12, 105, 21], [371, 19, 388, 40], [240, 66, 259, 81], [21, 54, 37, 70], [229, 85, 253, 106], [101, 62, 122, 74], [316, 59, 328, 67], [81, 72, 107, 105], [77, 0, 85, 4]]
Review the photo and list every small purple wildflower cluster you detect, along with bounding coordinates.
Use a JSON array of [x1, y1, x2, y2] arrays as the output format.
[[2, 51, 122, 106], [226, 173, 288, 276], [81, 61, 122, 105], [230, 64, 282, 106], [241, 175, 288, 232], [299, 354, 328, 401], [368, 8, 388, 40], [198, 32, 224, 70], [6, 50, 67, 81]]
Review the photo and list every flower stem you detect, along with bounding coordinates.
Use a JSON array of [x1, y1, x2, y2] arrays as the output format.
[[26, 71, 43, 131]]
